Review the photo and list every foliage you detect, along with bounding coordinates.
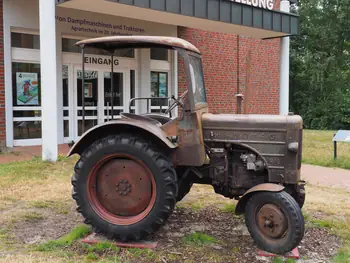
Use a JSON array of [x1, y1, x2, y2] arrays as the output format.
[[290, 0, 350, 130]]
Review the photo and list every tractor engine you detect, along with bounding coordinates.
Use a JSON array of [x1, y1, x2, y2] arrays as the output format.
[[205, 144, 267, 198]]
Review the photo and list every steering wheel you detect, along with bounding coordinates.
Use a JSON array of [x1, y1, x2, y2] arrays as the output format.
[[165, 90, 189, 115]]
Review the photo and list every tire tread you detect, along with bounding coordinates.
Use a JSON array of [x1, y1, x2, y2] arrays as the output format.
[[71, 134, 177, 241]]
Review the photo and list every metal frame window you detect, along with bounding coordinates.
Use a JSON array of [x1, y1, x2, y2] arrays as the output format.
[[12, 62, 42, 141]]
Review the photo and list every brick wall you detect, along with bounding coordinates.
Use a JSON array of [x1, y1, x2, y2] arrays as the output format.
[[0, 0, 5, 148], [178, 1, 281, 115]]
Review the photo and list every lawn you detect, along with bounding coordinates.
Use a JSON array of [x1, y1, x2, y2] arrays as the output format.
[[303, 130, 350, 169], [0, 130, 349, 262]]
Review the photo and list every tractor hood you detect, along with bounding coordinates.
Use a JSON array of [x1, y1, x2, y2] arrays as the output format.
[[201, 113, 303, 183], [202, 113, 303, 131]]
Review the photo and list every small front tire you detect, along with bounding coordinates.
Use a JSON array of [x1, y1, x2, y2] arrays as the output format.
[[244, 191, 305, 254]]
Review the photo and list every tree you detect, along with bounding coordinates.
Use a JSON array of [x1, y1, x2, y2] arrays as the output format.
[[290, 0, 350, 130]]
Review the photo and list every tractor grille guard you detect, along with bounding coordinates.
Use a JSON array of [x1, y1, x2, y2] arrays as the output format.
[[129, 97, 172, 117]]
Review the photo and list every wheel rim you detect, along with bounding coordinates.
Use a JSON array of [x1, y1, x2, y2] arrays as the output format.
[[255, 204, 288, 239], [87, 154, 156, 226]]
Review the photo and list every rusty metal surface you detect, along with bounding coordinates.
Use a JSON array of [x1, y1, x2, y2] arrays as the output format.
[[96, 159, 153, 217], [256, 204, 288, 238], [75, 36, 200, 54], [235, 183, 284, 215], [67, 118, 177, 156], [201, 113, 303, 184], [87, 154, 156, 226], [174, 108, 208, 166], [241, 183, 284, 197], [120, 113, 162, 127]]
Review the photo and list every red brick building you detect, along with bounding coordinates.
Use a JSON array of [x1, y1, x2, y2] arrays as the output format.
[[1, 0, 297, 160]]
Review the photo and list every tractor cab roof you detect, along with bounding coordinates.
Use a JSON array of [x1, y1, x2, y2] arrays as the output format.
[[75, 36, 200, 54]]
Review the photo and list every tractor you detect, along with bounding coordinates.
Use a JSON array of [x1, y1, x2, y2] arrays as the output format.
[[68, 36, 305, 254]]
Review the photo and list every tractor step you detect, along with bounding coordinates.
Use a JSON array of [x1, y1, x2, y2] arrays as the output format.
[[81, 232, 158, 249]]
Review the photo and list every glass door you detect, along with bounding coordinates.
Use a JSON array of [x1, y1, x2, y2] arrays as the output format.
[[74, 69, 99, 138], [103, 72, 124, 121]]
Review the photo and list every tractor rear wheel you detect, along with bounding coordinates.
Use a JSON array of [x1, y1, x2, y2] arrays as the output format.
[[72, 135, 177, 241], [244, 191, 305, 254]]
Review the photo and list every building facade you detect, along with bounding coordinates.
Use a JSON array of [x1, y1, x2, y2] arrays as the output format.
[[0, 0, 298, 160]]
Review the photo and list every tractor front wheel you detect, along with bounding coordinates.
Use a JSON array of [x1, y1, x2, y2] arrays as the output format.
[[244, 191, 305, 254], [72, 135, 177, 241]]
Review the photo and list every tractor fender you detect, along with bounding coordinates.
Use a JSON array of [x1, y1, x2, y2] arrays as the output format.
[[67, 120, 177, 157], [235, 183, 285, 215]]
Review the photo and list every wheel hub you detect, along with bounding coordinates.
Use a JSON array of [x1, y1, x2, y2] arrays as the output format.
[[89, 157, 155, 221], [116, 180, 132, 196], [257, 204, 288, 238]]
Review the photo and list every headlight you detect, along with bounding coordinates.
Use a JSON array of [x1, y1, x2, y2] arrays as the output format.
[[288, 142, 299, 153]]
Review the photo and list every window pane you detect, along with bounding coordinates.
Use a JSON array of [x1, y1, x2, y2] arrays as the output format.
[[13, 121, 42, 140], [12, 63, 41, 107], [104, 72, 123, 107], [63, 65, 69, 107], [13, 111, 41, 118], [77, 70, 98, 107], [189, 55, 207, 105], [64, 120, 69, 138], [62, 38, 80, 53], [11, 33, 40, 49], [151, 48, 168, 61], [151, 72, 168, 106], [78, 120, 98, 136], [130, 70, 136, 109]]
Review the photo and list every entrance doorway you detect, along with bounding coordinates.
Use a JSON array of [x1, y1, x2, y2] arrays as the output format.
[[64, 66, 129, 142]]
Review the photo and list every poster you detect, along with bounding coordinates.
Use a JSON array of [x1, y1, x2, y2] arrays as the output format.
[[84, 83, 93, 98], [158, 73, 167, 97], [16, 73, 39, 105]]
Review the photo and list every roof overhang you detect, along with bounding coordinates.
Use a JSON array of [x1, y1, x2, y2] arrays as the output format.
[[56, 0, 299, 39]]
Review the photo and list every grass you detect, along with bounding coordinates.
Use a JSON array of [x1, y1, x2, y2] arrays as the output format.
[[333, 249, 350, 263], [302, 214, 350, 263], [36, 224, 91, 252], [28, 200, 70, 214], [0, 130, 349, 262], [22, 211, 44, 222], [303, 130, 350, 169], [84, 242, 120, 253], [220, 203, 236, 213], [272, 258, 296, 263], [183, 232, 217, 246]]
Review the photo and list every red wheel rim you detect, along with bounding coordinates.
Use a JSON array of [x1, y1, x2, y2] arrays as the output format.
[[87, 154, 156, 225]]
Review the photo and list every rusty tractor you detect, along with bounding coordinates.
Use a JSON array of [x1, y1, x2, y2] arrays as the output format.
[[68, 36, 305, 254]]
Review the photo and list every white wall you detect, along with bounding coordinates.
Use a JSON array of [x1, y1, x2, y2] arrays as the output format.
[[3, 0, 177, 147]]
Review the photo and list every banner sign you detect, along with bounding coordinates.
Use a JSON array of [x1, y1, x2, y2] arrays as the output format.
[[16, 72, 39, 106], [229, 0, 275, 10]]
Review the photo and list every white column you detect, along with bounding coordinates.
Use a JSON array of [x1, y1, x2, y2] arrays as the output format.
[[279, 0, 290, 115], [56, 29, 64, 145], [3, 1, 13, 148], [40, 0, 58, 161], [137, 49, 151, 114]]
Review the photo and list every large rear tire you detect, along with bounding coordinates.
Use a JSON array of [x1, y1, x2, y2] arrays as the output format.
[[244, 191, 305, 254], [72, 135, 177, 241]]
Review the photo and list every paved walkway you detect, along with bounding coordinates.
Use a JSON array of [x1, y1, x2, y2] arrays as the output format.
[[0, 144, 70, 164], [1, 146, 349, 191], [301, 164, 350, 191]]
